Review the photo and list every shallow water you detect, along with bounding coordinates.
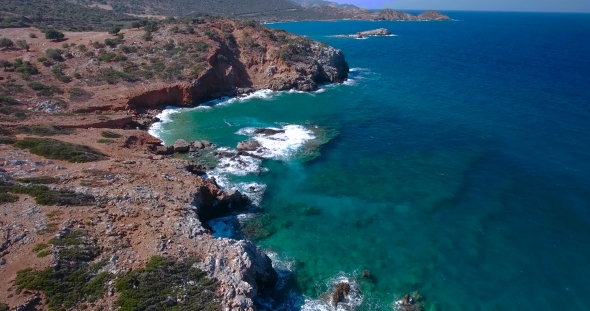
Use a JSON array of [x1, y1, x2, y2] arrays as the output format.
[[152, 12, 590, 311]]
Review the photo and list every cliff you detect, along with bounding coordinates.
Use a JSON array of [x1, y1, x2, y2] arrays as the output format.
[[0, 17, 348, 311]]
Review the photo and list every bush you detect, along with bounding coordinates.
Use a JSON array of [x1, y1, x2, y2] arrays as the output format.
[[0, 192, 19, 204], [17, 176, 60, 184], [108, 26, 121, 35], [115, 257, 220, 311], [0, 136, 17, 145], [16, 39, 29, 51], [45, 29, 65, 41], [13, 59, 39, 79], [45, 49, 64, 61], [97, 139, 114, 144], [0, 37, 14, 49], [0, 181, 95, 206], [15, 125, 72, 136], [29, 33, 37, 38], [51, 63, 72, 83], [13, 137, 106, 163], [101, 131, 121, 138], [28, 82, 63, 97], [15, 230, 110, 310]]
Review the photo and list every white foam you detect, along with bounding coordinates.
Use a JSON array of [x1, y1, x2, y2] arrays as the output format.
[[147, 106, 183, 140], [301, 274, 364, 311], [205, 89, 278, 107], [236, 125, 315, 160]]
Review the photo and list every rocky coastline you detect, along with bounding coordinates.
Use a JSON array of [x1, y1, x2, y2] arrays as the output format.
[[0, 18, 348, 310]]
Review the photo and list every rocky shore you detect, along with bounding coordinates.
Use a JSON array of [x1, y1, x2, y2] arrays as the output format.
[[0, 17, 348, 310]]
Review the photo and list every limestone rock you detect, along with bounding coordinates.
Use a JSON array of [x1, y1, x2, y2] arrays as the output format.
[[173, 139, 190, 153], [357, 28, 391, 36], [237, 140, 261, 152], [254, 128, 284, 136], [196, 238, 278, 311]]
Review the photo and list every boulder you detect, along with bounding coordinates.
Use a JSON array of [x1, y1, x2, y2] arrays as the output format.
[[192, 141, 204, 149], [237, 140, 261, 152], [254, 128, 284, 136], [201, 140, 213, 147], [193, 179, 249, 222], [154, 145, 173, 155], [332, 282, 351, 306], [174, 139, 190, 153]]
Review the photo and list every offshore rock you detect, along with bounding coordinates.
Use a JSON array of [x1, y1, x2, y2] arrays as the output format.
[[358, 28, 391, 36], [237, 140, 262, 152], [332, 282, 351, 306]]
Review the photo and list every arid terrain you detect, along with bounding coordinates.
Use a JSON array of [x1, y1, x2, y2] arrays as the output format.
[[0, 17, 348, 310]]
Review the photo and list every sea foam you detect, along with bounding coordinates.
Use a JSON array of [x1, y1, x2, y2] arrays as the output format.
[[236, 125, 316, 160]]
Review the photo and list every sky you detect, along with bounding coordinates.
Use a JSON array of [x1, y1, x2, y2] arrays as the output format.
[[331, 0, 590, 12]]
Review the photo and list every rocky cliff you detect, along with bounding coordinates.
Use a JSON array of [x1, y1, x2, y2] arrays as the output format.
[[126, 21, 349, 110]]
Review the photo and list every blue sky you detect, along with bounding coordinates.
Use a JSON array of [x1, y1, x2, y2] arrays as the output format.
[[331, 0, 590, 12]]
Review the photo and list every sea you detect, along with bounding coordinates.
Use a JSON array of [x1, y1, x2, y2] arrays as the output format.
[[149, 12, 590, 311]]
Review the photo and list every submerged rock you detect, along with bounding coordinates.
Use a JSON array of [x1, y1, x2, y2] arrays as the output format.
[[254, 128, 285, 136], [395, 291, 425, 311]]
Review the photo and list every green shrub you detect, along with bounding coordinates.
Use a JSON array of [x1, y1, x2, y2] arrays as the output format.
[[0, 192, 19, 204], [32, 243, 49, 252], [13, 137, 106, 163], [15, 125, 72, 136], [51, 63, 72, 83], [0, 303, 8, 311], [29, 33, 37, 38], [13, 59, 39, 79], [0, 181, 95, 206], [101, 131, 121, 138], [45, 48, 64, 61], [0, 37, 14, 49], [15, 230, 110, 311], [115, 257, 220, 311], [16, 176, 60, 184], [45, 29, 65, 41], [36, 250, 52, 258], [0, 136, 16, 145], [97, 139, 115, 144]]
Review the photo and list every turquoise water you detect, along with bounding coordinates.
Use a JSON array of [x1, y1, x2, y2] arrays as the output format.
[[152, 12, 590, 311]]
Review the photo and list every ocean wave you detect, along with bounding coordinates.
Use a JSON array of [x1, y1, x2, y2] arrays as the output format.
[[236, 125, 316, 161]]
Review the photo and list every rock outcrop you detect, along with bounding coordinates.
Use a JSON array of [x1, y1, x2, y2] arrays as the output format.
[[195, 238, 278, 311], [193, 177, 249, 222], [310, 6, 451, 21], [125, 22, 349, 111], [417, 10, 452, 21], [334, 28, 392, 38]]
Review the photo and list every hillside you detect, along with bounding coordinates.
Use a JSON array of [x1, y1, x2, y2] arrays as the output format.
[[73, 0, 332, 20], [0, 15, 348, 310], [0, 0, 140, 31]]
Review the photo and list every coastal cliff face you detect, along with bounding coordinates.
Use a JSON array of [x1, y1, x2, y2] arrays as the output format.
[[0, 18, 347, 311], [126, 21, 349, 110]]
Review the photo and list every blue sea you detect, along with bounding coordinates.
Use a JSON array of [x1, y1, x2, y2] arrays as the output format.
[[151, 12, 590, 311]]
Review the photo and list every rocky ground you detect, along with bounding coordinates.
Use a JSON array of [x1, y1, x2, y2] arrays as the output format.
[[0, 17, 347, 311]]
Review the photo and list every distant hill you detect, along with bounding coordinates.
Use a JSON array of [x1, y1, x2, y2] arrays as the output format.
[[72, 0, 332, 20], [0, 0, 139, 31], [290, 0, 360, 10]]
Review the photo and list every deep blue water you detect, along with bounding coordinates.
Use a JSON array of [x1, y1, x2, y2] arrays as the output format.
[[153, 12, 590, 310]]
